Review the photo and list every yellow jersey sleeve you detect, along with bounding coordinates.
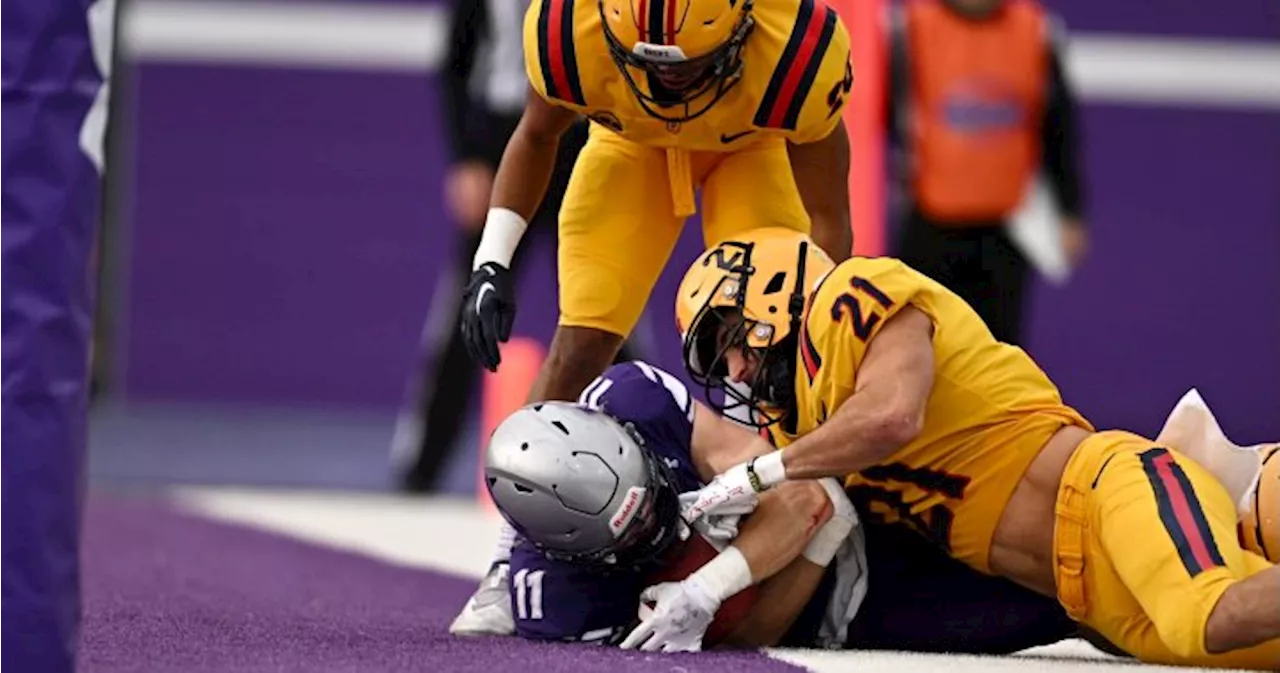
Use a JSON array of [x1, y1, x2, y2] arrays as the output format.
[[801, 258, 930, 396], [523, 0, 590, 111], [752, 0, 853, 144]]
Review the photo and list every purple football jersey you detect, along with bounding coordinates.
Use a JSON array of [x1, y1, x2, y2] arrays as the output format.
[[509, 361, 704, 643]]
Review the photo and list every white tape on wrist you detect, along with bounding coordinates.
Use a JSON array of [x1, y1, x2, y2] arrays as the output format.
[[803, 478, 857, 567], [688, 545, 753, 603], [473, 207, 528, 271]]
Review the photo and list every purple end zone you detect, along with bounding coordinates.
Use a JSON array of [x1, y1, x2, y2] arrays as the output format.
[[80, 492, 805, 673]]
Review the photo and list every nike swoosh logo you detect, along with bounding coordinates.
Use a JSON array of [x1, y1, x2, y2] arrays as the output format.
[[720, 130, 756, 143], [475, 282, 495, 314]]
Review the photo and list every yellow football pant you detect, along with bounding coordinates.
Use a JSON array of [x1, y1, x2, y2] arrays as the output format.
[[556, 127, 811, 337], [1055, 430, 1280, 669]]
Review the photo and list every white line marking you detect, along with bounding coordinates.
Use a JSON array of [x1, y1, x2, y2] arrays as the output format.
[[1067, 34, 1280, 109], [122, 0, 449, 73], [121, 0, 1280, 109], [173, 486, 505, 578]]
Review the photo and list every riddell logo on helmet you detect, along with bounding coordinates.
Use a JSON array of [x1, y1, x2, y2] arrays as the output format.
[[608, 486, 647, 536], [633, 43, 687, 63]]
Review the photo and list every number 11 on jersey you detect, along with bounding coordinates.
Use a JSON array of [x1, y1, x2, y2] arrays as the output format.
[[513, 568, 545, 620]]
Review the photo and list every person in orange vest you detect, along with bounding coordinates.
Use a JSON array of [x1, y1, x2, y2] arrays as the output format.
[[887, 0, 1087, 346]]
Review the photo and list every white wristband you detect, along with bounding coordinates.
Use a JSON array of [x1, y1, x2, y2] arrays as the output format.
[[749, 451, 787, 491], [802, 479, 857, 567], [687, 545, 753, 603], [472, 207, 528, 271]]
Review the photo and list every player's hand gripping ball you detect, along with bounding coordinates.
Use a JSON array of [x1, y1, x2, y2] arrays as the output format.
[[639, 533, 759, 649]]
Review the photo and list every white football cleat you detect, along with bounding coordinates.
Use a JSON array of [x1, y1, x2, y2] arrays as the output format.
[[449, 562, 515, 636]]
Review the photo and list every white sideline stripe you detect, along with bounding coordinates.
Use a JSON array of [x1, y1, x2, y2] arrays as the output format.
[[173, 487, 1250, 673], [121, 0, 1280, 109], [1067, 34, 1280, 109], [121, 0, 450, 73], [173, 486, 508, 578], [767, 645, 1251, 673]]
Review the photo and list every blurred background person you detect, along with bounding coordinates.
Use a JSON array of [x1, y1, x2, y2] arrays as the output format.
[[886, 0, 1086, 346], [390, 0, 650, 494]]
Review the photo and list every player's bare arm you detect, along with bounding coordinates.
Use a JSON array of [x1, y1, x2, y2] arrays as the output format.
[[460, 91, 580, 372], [686, 398, 847, 575], [679, 302, 936, 524], [622, 472, 846, 651], [719, 489, 835, 648], [623, 398, 858, 651], [732, 480, 833, 589], [689, 401, 779, 479], [781, 306, 934, 479], [788, 118, 853, 261], [722, 553, 829, 648], [684, 399, 856, 648], [489, 89, 580, 223]]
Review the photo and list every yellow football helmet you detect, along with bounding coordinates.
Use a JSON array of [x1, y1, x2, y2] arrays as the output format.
[[598, 0, 754, 122], [675, 227, 834, 425], [1239, 444, 1279, 562]]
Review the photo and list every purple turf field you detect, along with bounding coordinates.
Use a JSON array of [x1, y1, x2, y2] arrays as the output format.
[[79, 492, 802, 673]]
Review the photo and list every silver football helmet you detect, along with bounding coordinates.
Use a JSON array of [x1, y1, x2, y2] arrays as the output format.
[[484, 401, 683, 568]]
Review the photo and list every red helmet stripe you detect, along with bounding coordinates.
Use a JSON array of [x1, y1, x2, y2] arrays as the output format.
[[665, 0, 677, 46], [637, 0, 649, 42]]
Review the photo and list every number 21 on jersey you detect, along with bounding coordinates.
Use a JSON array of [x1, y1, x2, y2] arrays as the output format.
[[831, 276, 895, 341]]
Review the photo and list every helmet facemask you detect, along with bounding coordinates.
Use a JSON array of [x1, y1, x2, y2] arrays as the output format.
[[681, 239, 812, 429], [600, 0, 755, 124]]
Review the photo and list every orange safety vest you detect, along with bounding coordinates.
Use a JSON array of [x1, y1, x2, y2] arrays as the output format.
[[906, 0, 1048, 221]]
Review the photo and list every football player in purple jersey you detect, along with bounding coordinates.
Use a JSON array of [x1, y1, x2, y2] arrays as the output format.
[[453, 361, 1079, 654]]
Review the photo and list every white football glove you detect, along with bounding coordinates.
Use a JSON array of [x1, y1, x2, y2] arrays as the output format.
[[680, 462, 762, 525], [680, 492, 750, 545], [620, 577, 720, 652]]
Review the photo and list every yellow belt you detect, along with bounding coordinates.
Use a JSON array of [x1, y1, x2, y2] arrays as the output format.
[[665, 148, 696, 218]]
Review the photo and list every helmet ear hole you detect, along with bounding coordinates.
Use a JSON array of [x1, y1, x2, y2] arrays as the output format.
[[763, 271, 786, 295], [513, 483, 534, 494]]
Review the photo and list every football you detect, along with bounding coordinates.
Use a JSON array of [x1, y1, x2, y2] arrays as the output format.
[[641, 532, 759, 647]]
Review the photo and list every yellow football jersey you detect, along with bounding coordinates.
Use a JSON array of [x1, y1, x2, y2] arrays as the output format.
[[522, 0, 854, 151], [778, 257, 1093, 572]]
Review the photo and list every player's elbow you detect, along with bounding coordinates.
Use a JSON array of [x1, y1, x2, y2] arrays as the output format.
[[869, 405, 925, 449], [516, 92, 576, 146]]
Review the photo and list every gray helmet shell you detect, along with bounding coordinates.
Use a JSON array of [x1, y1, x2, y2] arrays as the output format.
[[484, 402, 659, 562]]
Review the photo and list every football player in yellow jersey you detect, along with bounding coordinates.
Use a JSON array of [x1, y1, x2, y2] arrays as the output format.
[[659, 227, 1280, 668], [457, 0, 856, 407]]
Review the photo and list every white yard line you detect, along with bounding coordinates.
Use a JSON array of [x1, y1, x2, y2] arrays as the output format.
[[120, 0, 1280, 109]]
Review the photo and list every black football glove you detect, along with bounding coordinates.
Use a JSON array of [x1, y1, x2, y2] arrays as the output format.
[[460, 262, 517, 372]]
